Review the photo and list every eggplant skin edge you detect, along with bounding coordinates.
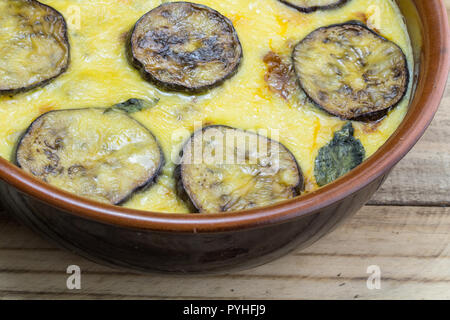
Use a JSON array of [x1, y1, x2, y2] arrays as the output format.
[[0, 0, 71, 96], [14, 108, 165, 206], [278, 0, 349, 13], [292, 21, 410, 121], [175, 125, 305, 213], [126, 2, 243, 94]]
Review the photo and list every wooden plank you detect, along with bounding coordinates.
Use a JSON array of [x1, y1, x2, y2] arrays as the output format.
[[0, 206, 449, 299], [447, 0, 450, 26], [369, 77, 450, 205], [368, 1, 450, 205]]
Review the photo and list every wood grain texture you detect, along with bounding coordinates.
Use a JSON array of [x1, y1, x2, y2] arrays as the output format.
[[367, 0, 450, 206], [0, 1, 449, 300], [369, 88, 450, 206], [0, 206, 450, 299]]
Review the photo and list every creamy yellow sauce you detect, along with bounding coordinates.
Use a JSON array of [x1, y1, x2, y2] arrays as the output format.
[[0, 0, 413, 213]]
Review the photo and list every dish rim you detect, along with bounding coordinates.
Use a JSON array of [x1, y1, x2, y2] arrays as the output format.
[[0, 0, 448, 233]]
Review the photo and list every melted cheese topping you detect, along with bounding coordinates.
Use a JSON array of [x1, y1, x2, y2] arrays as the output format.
[[0, 0, 413, 213]]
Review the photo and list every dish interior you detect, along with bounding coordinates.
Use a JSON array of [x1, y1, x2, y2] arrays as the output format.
[[0, 0, 414, 214]]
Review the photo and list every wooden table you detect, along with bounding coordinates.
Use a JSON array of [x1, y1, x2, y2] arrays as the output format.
[[1, 7, 450, 301]]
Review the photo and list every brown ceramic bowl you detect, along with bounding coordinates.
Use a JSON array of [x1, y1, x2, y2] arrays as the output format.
[[0, 0, 448, 273]]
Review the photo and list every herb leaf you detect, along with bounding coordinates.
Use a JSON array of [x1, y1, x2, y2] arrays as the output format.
[[314, 122, 365, 187], [107, 98, 160, 114]]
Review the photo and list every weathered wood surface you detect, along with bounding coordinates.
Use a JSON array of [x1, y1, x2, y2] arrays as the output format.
[[0, 1, 449, 300], [369, 97, 450, 205], [369, 83, 450, 205], [0, 206, 450, 300]]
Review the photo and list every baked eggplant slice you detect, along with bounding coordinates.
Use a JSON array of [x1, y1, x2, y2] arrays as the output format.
[[128, 2, 243, 93], [176, 126, 303, 213], [0, 0, 70, 95], [292, 22, 409, 120], [16, 108, 164, 205], [279, 0, 349, 13], [314, 122, 365, 187]]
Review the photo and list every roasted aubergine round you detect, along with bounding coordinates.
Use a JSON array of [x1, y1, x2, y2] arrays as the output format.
[[16, 108, 164, 205], [0, 0, 70, 95], [176, 126, 304, 213], [278, 0, 349, 13], [292, 22, 409, 120], [128, 2, 243, 93]]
